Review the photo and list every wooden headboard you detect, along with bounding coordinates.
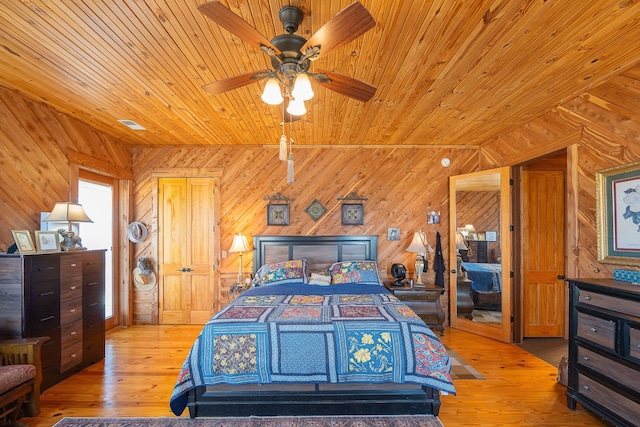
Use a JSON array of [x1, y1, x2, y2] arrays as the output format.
[[253, 235, 379, 273]]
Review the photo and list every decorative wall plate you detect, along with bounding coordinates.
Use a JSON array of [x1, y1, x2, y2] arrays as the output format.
[[305, 199, 326, 221]]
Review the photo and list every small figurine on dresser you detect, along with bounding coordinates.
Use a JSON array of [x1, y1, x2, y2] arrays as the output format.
[[57, 228, 85, 250]]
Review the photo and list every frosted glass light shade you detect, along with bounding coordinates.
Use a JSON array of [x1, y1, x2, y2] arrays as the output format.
[[286, 98, 306, 116], [291, 73, 314, 101], [261, 78, 283, 105]]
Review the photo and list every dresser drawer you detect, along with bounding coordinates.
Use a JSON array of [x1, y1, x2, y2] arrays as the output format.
[[578, 288, 640, 318], [61, 318, 83, 347], [60, 341, 83, 372], [630, 325, 640, 361], [26, 254, 59, 282], [578, 373, 640, 425], [83, 272, 103, 301], [83, 252, 104, 274], [60, 276, 82, 305], [419, 313, 440, 325], [577, 312, 615, 350], [28, 279, 59, 310], [27, 304, 60, 336], [60, 296, 83, 325], [578, 346, 640, 392], [394, 290, 438, 302], [60, 254, 83, 279]]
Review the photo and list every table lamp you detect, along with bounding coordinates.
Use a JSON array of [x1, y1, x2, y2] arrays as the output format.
[[229, 234, 250, 284], [406, 230, 427, 286], [43, 202, 93, 250]]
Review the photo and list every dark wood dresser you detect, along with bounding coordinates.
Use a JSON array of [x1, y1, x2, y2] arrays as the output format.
[[566, 278, 640, 426], [385, 283, 445, 335], [0, 250, 105, 390]]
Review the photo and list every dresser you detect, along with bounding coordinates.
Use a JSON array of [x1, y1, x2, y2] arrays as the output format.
[[0, 250, 105, 390], [384, 283, 445, 335], [466, 240, 488, 263], [566, 278, 640, 427]]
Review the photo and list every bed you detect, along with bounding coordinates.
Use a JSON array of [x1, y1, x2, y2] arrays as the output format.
[[170, 235, 455, 418], [461, 262, 502, 311]]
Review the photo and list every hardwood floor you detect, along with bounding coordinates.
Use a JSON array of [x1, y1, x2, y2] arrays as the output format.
[[21, 326, 607, 426]]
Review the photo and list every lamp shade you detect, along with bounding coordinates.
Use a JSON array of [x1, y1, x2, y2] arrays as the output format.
[[229, 234, 250, 253], [286, 97, 306, 116], [291, 73, 314, 101], [406, 231, 426, 256], [456, 232, 468, 251], [44, 202, 93, 224], [261, 78, 283, 105]]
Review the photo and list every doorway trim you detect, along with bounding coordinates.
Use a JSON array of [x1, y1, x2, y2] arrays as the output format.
[[67, 149, 134, 328]]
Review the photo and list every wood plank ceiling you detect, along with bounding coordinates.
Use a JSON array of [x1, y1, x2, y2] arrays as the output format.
[[0, 0, 639, 148]]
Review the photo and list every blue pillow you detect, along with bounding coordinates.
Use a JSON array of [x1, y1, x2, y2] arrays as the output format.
[[328, 261, 382, 285]]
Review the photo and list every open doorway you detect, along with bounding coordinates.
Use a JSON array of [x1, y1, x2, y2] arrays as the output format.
[[515, 151, 567, 347]]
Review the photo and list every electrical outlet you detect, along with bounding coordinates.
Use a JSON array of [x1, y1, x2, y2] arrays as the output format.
[[222, 250, 227, 258]]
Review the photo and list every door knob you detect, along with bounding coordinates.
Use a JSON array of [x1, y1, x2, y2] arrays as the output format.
[[177, 267, 192, 272], [557, 275, 565, 280]]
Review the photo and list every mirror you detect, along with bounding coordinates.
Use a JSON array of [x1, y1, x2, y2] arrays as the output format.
[[449, 167, 512, 343]]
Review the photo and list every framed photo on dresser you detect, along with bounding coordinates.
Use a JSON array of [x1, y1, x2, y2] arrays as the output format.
[[11, 230, 36, 254]]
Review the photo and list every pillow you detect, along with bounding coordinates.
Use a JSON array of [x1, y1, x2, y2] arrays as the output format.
[[253, 259, 308, 286], [328, 261, 382, 285], [308, 272, 331, 286]]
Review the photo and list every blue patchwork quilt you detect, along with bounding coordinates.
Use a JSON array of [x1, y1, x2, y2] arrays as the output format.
[[169, 283, 456, 415]]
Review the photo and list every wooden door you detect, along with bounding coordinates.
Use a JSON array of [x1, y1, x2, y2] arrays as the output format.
[[158, 177, 216, 324], [522, 170, 565, 337]]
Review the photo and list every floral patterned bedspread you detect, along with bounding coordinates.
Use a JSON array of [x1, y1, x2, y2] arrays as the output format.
[[169, 283, 456, 415]]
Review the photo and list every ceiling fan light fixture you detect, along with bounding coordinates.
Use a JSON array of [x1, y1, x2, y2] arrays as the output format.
[[286, 97, 306, 116], [261, 78, 284, 105], [291, 73, 314, 101]]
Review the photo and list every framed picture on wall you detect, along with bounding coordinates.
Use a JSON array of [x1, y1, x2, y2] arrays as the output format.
[[341, 204, 364, 226], [596, 160, 640, 265], [267, 204, 290, 226]]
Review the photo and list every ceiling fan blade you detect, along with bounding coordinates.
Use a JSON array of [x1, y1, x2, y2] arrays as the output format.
[[201, 70, 269, 96], [301, 2, 375, 59], [312, 70, 376, 102], [198, 1, 279, 54]]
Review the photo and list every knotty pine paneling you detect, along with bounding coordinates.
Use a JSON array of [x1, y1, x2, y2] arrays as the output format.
[[0, 86, 132, 250], [131, 146, 479, 324], [480, 65, 640, 279]]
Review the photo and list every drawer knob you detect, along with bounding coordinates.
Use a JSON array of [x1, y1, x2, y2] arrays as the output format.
[[71, 353, 77, 359], [583, 385, 590, 391], [582, 356, 589, 361], [71, 331, 77, 336], [590, 327, 597, 333], [70, 286, 77, 290], [70, 308, 76, 313], [583, 295, 591, 301]]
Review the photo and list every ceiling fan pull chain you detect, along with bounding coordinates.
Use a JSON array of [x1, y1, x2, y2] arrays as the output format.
[[279, 102, 287, 160]]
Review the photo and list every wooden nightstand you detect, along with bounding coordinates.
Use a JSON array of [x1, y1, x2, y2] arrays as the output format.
[[385, 283, 445, 335]]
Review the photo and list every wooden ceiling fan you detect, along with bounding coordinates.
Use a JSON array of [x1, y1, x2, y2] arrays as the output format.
[[197, 1, 377, 105]]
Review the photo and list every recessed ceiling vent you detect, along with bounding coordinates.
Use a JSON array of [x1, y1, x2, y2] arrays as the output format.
[[118, 119, 146, 130]]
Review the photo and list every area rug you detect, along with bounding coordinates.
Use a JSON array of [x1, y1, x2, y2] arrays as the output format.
[[446, 347, 484, 380], [53, 415, 444, 427]]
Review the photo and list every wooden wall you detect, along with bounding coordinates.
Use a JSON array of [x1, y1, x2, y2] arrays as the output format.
[[130, 146, 479, 324], [2, 63, 640, 327], [0, 86, 132, 249], [481, 65, 640, 278]]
